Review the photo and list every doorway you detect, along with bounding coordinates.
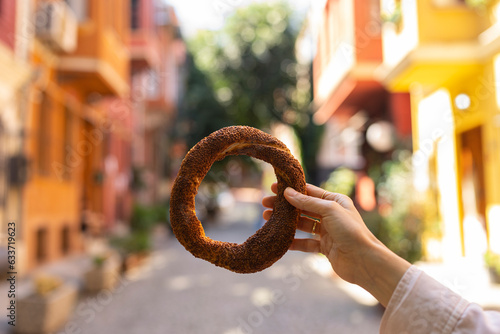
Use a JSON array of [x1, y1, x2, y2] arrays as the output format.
[[459, 126, 487, 259], [36, 227, 48, 263]]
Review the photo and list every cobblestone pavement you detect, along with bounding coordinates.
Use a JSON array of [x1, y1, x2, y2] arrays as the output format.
[[64, 223, 383, 334], [4, 200, 500, 333]]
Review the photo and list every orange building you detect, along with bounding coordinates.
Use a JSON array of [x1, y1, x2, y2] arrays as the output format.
[[22, 0, 129, 271]]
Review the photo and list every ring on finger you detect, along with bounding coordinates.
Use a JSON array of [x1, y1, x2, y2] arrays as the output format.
[[320, 190, 328, 200]]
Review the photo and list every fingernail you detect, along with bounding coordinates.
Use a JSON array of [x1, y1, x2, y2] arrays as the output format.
[[285, 187, 296, 196]]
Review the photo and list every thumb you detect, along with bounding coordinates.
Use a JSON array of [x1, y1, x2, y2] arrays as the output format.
[[284, 187, 332, 216]]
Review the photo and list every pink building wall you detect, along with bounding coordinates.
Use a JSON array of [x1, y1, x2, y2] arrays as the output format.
[[0, 0, 16, 50]]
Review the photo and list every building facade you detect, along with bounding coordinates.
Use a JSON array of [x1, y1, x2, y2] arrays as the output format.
[[0, 0, 33, 273], [380, 0, 500, 262], [315, 0, 500, 265], [129, 0, 185, 205], [0, 0, 183, 273], [22, 0, 130, 271], [313, 0, 412, 195]]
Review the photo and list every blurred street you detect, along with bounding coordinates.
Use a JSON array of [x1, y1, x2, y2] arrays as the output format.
[[66, 226, 382, 334], [0, 202, 383, 334], [66, 225, 382, 334]]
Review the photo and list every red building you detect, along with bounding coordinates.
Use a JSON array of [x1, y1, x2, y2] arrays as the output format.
[[100, 97, 134, 230], [129, 0, 185, 205], [313, 0, 412, 181], [99, 0, 185, 230], [0, 0, 16, 49]]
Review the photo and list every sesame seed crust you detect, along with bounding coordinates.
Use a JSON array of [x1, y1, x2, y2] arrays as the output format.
[[169, 126, 306, 274]]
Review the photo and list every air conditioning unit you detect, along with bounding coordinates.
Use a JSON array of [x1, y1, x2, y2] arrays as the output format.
[[35, 1, 78, 53]]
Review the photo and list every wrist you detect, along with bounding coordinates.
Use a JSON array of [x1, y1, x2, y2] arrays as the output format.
[[356, 240, 411, 307]]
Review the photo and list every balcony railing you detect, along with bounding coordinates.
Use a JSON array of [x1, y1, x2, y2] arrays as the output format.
[[381, 0, 493, 68], [130, 30, 162, 72], [56, 0, 129, 97]]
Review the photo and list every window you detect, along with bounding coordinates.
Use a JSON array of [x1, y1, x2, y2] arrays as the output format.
[[38, 92, 51, 176], [62, 106, 73, 179], [36, 228, 48, 262], [0, 122, 5, 206], [131, 0, 140, 30], [146, 70, 160, 99], [61, 226, 70, 254]]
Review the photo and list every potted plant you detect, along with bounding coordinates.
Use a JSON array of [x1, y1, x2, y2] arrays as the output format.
[[110, 231, 152, 273], [17, 275, 77, 333], [485, 250, 500, 284], [110, 203, 159, 273], [84, 252, 120, 293]]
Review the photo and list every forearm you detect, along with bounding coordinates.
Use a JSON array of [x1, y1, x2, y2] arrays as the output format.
[[356, 241, 411, 307]]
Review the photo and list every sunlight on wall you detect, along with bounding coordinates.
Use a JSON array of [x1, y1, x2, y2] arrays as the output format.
[[462, 215, 488, 261], [413, 89, 453, 192], [416, 89, 462, 261], [494, 54, 500, 109], [381, 0, 419, 67], [425, 238, 444, 261], [316, 0, 355, 101], [436, 134, 462, 261], [492, 2, 500, 26], [488, 205, 500, 253]]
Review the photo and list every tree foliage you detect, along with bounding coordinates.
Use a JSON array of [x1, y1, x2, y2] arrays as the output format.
[[176, 2, 323, 180], [175, 54, 231, 149]]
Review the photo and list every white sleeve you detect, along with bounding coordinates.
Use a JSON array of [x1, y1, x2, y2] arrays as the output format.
[[380, 265, 500, 333]]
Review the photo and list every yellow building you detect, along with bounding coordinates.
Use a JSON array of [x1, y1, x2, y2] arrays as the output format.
[[379, 0, 500, 263]]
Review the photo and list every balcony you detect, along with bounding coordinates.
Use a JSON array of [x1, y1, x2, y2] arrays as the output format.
[[129, 0, 162, 72], [143, 5, 184, 121], [56, 0, 129, 97], [379, 0, 500, 91], [130, 30, 161, 72], [313, 0, 385, 124]]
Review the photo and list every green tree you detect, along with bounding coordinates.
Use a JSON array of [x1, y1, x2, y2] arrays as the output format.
[[176, 54, 231, 149], [178, 2, 323, 180]]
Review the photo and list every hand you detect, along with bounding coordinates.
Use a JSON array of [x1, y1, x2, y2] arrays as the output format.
[[262, 183, 411, 307], [262, 183, 377, 284]]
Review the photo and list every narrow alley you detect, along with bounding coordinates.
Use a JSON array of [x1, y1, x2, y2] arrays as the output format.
[[57, 219, 383, 334]]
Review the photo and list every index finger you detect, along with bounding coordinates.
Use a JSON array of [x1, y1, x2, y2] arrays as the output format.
[[305, 184, 354, 210], [284, 187, 337, 217]]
